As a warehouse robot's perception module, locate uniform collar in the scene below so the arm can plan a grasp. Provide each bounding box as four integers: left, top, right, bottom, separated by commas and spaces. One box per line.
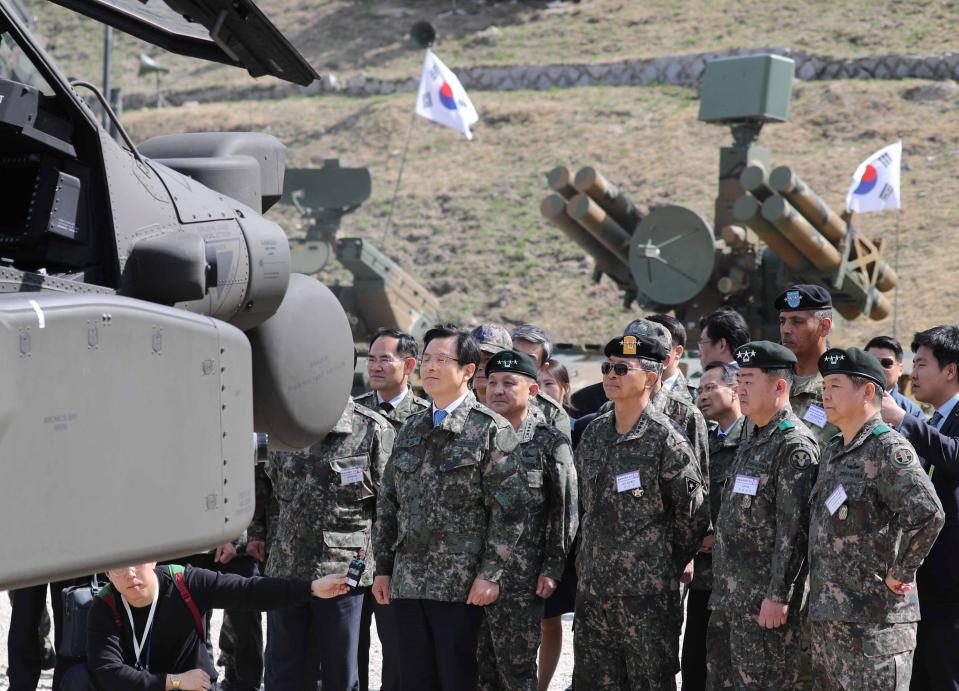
717, 416, 746, 447
431, 391, 475, 434
613, 407, 652, 444
791, 371, 823, 396
835, 413, 885, 455
376, 387, 409, 409
750, 406, 792, 442
515, 405, 547, 444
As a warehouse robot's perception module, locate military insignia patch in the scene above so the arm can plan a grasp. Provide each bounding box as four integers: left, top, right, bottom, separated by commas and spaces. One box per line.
686, 478, 700, 495
786, 290, 801, 309
791, 449, 812, 469
742, 495, 752, 508
838, 505, 848, 520
622, 335, 637, 355
894, 448, 915, 466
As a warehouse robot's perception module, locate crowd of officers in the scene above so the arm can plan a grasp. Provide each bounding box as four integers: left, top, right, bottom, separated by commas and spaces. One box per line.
9, 282, 959, 691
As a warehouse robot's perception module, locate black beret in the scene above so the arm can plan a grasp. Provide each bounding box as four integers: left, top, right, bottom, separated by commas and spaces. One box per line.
818, 347, 886, 390
734, 340, 797, 369
604, 334, 667, 362
485, 350, 539, 379
775, 284, 832, 312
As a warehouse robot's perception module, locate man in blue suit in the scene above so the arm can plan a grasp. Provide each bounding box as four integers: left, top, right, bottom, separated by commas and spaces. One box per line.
866, 334, 924, 419
881, 325, 959, 691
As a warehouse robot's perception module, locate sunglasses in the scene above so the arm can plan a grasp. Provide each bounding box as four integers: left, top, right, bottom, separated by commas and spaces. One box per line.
879, 357, 896, 368
601, 361, 642, 376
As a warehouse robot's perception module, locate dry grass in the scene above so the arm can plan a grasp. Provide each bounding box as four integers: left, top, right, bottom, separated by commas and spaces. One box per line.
29, 0, 959, 99
121, 78, 959, 346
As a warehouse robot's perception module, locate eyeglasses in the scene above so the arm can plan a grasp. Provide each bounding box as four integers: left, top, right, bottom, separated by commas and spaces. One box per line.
420, 354, 460, 367
878, 357, 896, 369
601, 361, 643, 376
696, 382, 731, 395
697, 337, 714, 348
368, 356, 403, 367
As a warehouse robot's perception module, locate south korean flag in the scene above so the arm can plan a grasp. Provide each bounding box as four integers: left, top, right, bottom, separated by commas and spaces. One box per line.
845, 141, 902, 214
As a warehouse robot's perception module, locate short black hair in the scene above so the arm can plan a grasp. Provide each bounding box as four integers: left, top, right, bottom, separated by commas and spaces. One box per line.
423, 323, 481, 373
911, 325, 959, 370
648, 314, 686, 348
370, 327, 419, 360
699, 307, 749, 352
703, 360, 739, 386
865, 335, 904, 362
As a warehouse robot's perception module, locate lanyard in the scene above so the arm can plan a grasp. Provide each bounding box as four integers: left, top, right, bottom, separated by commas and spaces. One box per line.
121, 589, 159, 671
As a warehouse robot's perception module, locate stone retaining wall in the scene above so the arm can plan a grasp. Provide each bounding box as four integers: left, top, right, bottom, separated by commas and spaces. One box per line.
125, 47, 959, 110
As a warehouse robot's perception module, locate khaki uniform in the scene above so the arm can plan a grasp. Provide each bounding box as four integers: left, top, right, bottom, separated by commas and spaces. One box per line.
808, 415, 944, 690
708, 407, 819, 690
574, 407, 709, 690
373, 391, 530, 601
478, 406, 579, 691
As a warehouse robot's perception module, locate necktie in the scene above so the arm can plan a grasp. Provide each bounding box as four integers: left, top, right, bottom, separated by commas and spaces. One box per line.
930, 411, 944, 429
378, 401, 394, 413
433, 409, 448, 427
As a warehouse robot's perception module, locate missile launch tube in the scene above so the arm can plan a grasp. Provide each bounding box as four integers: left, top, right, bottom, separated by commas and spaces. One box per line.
573, 167, 643, 232
547, 166, 578, 200
739, 164, 774, 202
566, 193, 632, 264
761, 195, 842, 271
731, 195, 806, 270
540, 195, 633, 284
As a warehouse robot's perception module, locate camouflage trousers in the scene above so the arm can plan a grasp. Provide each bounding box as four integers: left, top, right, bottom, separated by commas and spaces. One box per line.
810, 619, 916, 690
573, 593, 679, 691
476, 588, 544, 691
706, 607, 806, 690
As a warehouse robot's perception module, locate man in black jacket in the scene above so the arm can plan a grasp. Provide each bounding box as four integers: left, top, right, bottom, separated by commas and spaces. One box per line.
881, 325, 959, 691
75, 563, 347, 691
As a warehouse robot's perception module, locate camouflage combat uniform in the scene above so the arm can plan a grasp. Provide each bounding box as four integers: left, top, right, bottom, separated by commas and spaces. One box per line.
353, 387, 430, 431
666, 369, 696, 404
574, 407, 709, 691
373, 391, 530, 601
790, 372, 840, 448
808, 415, 944, 690
253, 399, 395, 582
708, 406, 819, 690
477, 405, 579, 691
532, 390, 572, 441
650, 386, 710, 486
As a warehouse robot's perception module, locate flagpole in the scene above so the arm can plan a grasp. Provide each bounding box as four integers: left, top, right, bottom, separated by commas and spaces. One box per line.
381, 108, 418, 247
893, 209, 901, 338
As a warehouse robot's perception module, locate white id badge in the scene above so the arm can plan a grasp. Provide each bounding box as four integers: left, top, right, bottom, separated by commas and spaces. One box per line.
615, 471, 642, 493
340, 466, 364, 486
732, 474, 760, 496
803, 404, 828, 429
825, 484, 848, 515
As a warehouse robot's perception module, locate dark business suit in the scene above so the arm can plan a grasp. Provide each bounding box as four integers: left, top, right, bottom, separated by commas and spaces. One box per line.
900, 402, 959, 691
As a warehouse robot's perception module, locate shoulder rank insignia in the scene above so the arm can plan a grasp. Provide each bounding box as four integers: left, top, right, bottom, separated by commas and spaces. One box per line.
873, 424, 892, 436
778, 419, 795, 431
893, 447, 915, 466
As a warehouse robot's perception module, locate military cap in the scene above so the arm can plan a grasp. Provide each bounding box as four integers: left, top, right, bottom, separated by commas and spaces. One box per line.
775, 284, 832, 312
623, 318, 672, 355
734, 340, 797, 369
604, 334, 667, 362
470, 323, 513, 354
818, 347, 886, 390
485, 349, 539, 379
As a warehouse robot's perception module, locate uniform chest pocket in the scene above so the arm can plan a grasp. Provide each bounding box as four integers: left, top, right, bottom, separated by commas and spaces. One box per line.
826, 481, 870, 535
611, 456, 663, 518
271, 452, 314, 502
390, 441, 423, 474
438, 445, 483, 508
729, 470, 773, 522
330, 455, 374, 502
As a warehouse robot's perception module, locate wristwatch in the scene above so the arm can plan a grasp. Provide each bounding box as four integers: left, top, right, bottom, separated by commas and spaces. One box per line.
171, 675, 181, 690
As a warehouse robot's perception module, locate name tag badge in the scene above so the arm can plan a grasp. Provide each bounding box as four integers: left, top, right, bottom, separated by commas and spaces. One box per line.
340, 466, 364, 486
826, 484, 848, 515
616, 470, 642, 493
732, 474, 760, 496
803, 404, 828, 429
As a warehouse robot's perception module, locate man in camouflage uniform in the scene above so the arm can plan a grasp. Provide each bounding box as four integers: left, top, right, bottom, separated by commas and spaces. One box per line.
777, 284, 840, 447
470, 323, 514, 406
511, 324, 573, 441
575, 333, 709, 690
352, 328, 429, 691
809, 347, 944, 689
372, 324, 530, 691
476, 350, 578, 691
253, 397, 395, 691
682, 361, 745, 691
648, 313, 697, 402
708, 341, 820, 690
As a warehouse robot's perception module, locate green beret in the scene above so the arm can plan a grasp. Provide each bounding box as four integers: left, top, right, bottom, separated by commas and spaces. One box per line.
818, 347, 886, 390
604, 334, 667, 362
734, 340, 797, 369
623, 318, 672, 354
775, 284, 832, 312
485, 349, 539, 379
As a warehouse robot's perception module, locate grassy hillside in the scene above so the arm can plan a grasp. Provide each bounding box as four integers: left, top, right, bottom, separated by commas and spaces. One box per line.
120, 77, 959, 346
29, 0, 959, 98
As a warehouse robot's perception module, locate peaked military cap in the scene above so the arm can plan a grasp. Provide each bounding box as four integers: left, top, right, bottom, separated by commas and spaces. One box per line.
470, 323, 513, 354
734, 340, 797, 369
623, 318, 672, 354
604, 334, 667, 362
485, 349, 539, 379
818, 347, 886, 390
775, 284, 832, 312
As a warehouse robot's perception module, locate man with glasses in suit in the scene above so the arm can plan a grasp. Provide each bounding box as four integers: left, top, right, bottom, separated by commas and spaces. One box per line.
865, 335, 924, 419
